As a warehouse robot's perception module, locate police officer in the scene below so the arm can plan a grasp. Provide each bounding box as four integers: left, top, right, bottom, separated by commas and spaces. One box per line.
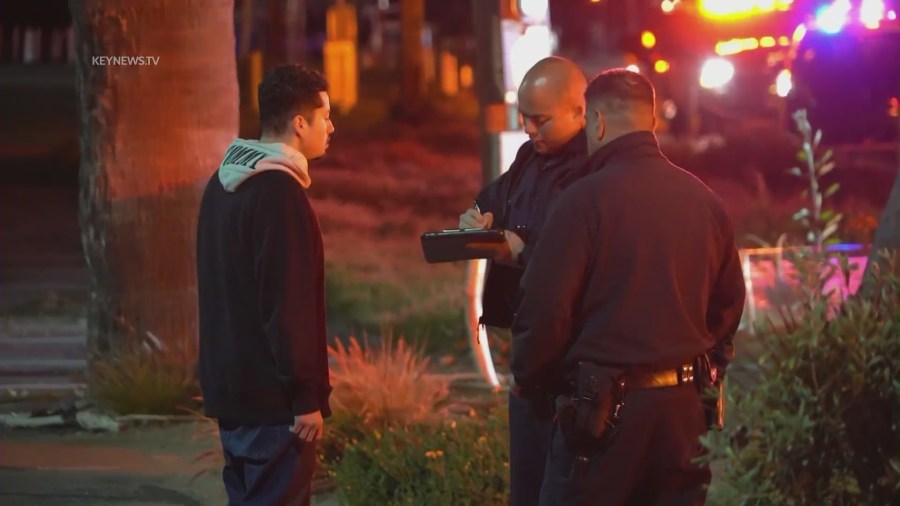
511, 69, 746, 505
459, 56, 588, 506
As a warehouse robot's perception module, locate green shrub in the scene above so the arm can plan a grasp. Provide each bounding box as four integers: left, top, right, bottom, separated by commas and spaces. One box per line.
702, 254, 900, 505
335, 408, 509, 506
318, 410, 370, 472
320, 333, 453, 485
89, 328, 199, 415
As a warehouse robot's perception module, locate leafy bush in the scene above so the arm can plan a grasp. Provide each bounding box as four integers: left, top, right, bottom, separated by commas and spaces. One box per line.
334, 408, 509, 506
318, 410, 370, 473
89, 329, 199, 415
702, 254, 900, 505
787, 110, 842, 248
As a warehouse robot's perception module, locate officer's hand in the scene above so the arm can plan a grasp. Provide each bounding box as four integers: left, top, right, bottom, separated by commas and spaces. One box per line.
290, 410, 324, 442
504, 230, 525, 264
459, 207, 494, 229
509, 375, 525, 398
467, 230, 524, 266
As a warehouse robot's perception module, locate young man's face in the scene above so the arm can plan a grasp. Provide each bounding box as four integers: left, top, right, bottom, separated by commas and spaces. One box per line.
298, 91, 335, 160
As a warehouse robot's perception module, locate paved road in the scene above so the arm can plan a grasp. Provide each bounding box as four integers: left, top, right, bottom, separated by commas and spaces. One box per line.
0, 468, 215, 506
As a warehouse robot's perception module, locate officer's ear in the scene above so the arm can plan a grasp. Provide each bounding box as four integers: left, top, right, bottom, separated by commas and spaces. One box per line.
594, 109, 607, 142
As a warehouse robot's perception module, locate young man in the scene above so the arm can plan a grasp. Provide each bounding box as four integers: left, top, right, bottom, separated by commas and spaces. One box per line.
197, 65, 335, 505
459, 56, 588, 506
511, 69, 746, 505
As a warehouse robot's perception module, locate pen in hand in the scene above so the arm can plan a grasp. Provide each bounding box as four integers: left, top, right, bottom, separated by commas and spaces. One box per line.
472, 200, 493, 230
472, 199, 487, 228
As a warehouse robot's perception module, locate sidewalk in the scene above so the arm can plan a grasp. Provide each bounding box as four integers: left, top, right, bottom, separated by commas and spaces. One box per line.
0, 423, 339, 505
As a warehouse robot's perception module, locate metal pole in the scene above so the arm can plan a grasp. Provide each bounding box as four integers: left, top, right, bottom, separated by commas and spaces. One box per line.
472, 0, 504, 186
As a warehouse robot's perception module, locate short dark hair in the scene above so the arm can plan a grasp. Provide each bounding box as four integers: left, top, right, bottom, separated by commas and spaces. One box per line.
585, 69, 656, 112
258, 65, 328, 135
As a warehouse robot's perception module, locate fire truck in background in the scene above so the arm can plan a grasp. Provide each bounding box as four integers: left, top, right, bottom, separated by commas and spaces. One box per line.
642, 0, 899, 147
785, 1, 900, 146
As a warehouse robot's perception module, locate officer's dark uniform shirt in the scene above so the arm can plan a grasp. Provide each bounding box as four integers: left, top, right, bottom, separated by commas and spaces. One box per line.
511, 131, 746, 388
476, 130, 589, 329
505, 136, 586, 244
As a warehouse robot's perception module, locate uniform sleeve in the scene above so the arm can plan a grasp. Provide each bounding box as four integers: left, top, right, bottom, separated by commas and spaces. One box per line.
254, 183, 325, 415
475, 141, 532, 224
706, 214, 746, 372
475, 174, 507, 219
515, 229, 538, 269
511, 184, 595, 389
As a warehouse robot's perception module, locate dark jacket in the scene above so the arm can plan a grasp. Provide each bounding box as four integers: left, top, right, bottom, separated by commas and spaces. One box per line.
197, 170, 332, 426
476, 130, 589, 328
511, 131, 746, 389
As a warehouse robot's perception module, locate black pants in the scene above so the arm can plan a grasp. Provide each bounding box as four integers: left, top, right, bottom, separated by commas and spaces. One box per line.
218, 423, 316, 506
539, 384, 710, 506
509, 390, 554, 506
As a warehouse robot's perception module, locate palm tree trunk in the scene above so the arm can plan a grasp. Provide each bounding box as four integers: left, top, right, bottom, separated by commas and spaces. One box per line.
69, 0, 238, 354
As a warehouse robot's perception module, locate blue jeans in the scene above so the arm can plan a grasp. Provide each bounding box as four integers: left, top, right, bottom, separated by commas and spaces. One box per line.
509, 391, 554, 506
218, 423, 316, 506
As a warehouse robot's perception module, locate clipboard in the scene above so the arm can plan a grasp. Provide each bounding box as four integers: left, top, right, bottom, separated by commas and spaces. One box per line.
420, 228, 505, 263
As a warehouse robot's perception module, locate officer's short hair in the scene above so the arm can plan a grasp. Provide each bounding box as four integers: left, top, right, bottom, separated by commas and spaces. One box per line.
585, 69, 656, 113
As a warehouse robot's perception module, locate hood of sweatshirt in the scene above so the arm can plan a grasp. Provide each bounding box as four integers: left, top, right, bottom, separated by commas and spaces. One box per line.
218, 138, 311, 192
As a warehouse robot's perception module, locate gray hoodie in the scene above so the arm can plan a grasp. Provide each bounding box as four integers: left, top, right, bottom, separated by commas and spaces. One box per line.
218, 138, 311, 192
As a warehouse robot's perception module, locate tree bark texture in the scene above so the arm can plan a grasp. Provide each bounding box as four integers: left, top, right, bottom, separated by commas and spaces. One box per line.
69, 0, 238, 354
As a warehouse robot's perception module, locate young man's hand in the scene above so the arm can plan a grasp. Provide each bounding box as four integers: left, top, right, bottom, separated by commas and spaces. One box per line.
291, 411, 324, 442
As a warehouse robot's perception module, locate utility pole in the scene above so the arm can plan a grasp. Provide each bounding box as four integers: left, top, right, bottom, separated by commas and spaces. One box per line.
472, 0, 505, 185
